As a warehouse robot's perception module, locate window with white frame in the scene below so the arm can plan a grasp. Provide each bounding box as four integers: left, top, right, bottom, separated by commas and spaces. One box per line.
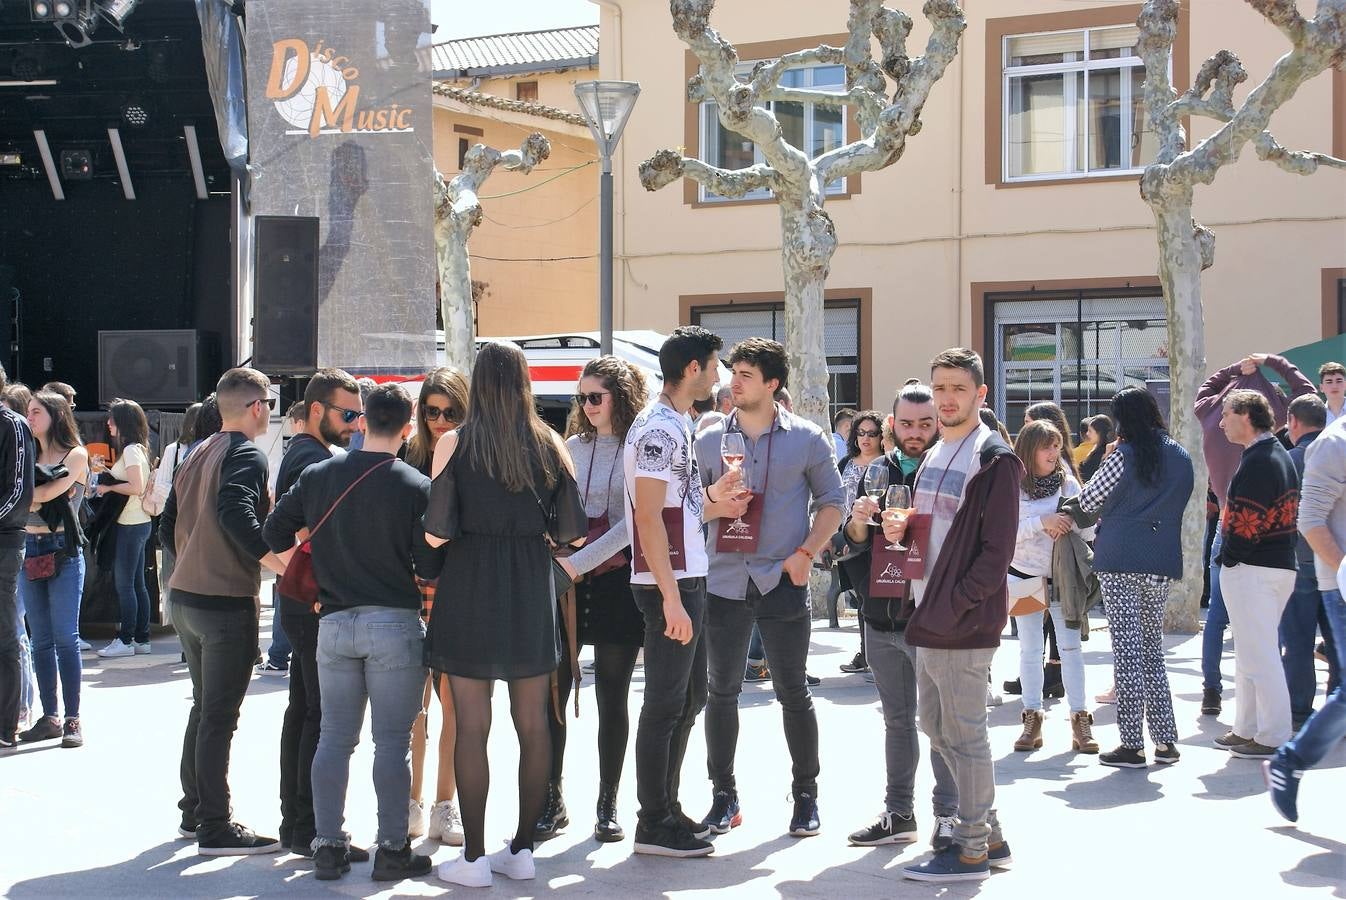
1002, 24, 1160, 182
699, 64, 849, 202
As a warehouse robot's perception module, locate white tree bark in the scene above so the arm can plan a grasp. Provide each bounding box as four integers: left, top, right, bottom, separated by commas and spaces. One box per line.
433, 133, 551, 372
1137, 0, 1346, 632
640, 0, 967, 432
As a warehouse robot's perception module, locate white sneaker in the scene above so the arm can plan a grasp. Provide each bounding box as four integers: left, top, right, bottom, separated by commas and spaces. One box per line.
428, 799, 464, 846
438, 852, 492, 888
408, 798, 426, 838
985, 686, 1003, 707
134, 642, 151, 655
77, 638, 92, 652
487, 841, 535, 880
98, 640, 134, 658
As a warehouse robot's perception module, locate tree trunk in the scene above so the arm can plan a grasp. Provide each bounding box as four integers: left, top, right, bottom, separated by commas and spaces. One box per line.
779, 202, 835, 434
1150, 197, 1208, 634
435, 215, 476, 374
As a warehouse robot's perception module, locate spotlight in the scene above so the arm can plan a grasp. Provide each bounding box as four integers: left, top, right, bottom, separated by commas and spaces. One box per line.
59, 148, 91, 180
30, 0, 53, 19
53, 0, 70, 15
96, 0, 138, 30
120, 97, 148, 127
53, 0, 99, 50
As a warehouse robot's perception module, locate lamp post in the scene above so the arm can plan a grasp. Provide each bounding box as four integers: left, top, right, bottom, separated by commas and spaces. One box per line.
574, 80, 639, 356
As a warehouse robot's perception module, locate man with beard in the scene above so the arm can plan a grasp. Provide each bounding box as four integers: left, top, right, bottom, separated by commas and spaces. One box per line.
843, 381, 960, 849
270, 368, 366, 859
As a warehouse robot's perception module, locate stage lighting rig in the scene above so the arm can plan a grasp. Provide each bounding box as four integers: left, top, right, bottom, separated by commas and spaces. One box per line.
96, 0, 138, 30
39, 0, 100, 50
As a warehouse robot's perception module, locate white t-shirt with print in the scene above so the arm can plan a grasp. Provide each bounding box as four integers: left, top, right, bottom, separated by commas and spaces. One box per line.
909, 423, 990, 606
624, 400, 708, 585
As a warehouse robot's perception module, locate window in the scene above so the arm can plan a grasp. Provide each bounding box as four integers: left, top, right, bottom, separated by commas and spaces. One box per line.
987, 291, 1169, 431
1003, 25, 1159, 182
457, 138, 469, 170
691, 300, 860, 418
515, 81, 538, 103
1337, 278, 1346, 335
699, 64, 848, 202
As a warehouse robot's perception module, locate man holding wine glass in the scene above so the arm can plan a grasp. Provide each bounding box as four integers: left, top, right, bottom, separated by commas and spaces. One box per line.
693, 338, 845, 840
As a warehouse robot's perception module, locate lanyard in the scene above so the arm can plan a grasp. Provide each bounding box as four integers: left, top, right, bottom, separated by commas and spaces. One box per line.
724, 408, 776, 496
919, 428, 978, 507
583, 438, 621, 509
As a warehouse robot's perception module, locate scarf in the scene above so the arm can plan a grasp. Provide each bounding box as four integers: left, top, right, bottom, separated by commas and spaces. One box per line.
1029, 470, 1064, 500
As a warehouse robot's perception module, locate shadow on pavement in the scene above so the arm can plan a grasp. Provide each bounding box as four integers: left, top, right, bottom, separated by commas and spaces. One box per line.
1271, 827, 1346, 897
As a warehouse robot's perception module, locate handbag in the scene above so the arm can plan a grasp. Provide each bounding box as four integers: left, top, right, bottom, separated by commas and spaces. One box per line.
1008, 575, 1050, 617
278, 458, 395, 608
24, 551, 61, 582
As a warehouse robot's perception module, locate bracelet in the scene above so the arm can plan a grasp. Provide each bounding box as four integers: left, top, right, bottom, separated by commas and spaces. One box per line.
795, 546, 814, 560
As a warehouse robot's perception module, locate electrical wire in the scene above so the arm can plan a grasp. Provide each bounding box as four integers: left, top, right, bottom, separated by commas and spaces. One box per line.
483, 194, 597, 228
469, 253, 598, 262
476, 159, 595, 199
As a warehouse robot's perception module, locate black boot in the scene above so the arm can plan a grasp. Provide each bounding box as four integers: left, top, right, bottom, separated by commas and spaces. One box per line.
1042, 661, 1065, 699
1002, 677, 1022, 695
534, 780, 569, 841
594, 782, 623, 843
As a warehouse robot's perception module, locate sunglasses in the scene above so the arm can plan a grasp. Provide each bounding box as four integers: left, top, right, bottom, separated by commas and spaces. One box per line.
423, 405, 460, 423
247, 397, 277, 413
575, 391, 610, 407
855, 428, 881, 438
323, 401, 363, 424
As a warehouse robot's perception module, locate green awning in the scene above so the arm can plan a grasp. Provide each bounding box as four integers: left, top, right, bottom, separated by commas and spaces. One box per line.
1276, 335, 1346, 387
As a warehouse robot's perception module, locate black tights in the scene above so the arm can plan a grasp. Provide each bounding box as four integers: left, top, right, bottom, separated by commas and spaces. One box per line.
549, 641, 641, 786
449, 673, 552, 860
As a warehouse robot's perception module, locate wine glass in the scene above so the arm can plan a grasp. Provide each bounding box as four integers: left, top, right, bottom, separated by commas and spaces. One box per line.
864, 462, 888, 526
721, 432, 749, 528
883, 484, 914, 551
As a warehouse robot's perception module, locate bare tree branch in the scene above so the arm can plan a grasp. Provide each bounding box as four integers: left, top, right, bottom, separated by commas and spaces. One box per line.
1137, 0, 1186, 164
1253, 129, 1346, 174
1169, 50, 1246, 122
1248, 0, 1310, 44
639, 148, 778, 197
750, 47, 846, 94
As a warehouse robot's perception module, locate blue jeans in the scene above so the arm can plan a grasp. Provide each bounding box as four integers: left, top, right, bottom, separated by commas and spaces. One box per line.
19, 533, 84, 719
1202, 525, 1229, 694
1280, 561, 1325, 723
312, 606, 426, 849
113, 521, 152, 645
1279, 589, 1346, 769
266, 585, 292, 669
14, 576, 33, 719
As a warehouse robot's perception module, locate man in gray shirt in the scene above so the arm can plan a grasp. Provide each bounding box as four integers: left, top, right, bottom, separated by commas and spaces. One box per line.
694, 338, 845, 839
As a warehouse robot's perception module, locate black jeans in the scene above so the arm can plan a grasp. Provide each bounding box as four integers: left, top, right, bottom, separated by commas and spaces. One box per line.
171, 596, 258, 837
706, 578, 819, 798
0, 544, 23, 739
278, 610, 321, 844
631, 578, 707, 828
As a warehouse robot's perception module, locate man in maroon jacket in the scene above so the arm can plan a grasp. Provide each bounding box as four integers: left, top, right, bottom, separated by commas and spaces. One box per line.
886, 349, 1022, 884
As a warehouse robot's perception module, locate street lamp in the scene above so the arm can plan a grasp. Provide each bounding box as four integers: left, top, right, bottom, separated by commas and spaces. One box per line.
574, 80, 640, 356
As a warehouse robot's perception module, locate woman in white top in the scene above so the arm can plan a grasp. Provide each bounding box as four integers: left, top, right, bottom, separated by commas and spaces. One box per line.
1009, 420, 1097, 754
92, 399, 153, 658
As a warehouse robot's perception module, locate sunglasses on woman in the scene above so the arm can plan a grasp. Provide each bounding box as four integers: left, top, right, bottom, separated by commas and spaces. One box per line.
855, 427, 881, 438
423, 405, 460, 422
575, 391, 610, 407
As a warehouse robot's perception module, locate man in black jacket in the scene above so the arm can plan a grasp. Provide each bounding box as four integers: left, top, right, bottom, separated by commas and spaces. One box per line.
269, 368, 361, 858
0, 363, 34, 748
1216, 389, 1301, 759
264, 383, 443, 882
842, 381, 956, 849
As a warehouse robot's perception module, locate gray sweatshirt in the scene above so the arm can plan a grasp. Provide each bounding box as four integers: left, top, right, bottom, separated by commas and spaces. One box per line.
1298, 420, 1346, 591
564, 433, 630, 576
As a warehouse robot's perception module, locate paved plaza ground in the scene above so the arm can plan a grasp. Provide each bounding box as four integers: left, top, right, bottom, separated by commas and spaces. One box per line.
2, 603, 1342, 898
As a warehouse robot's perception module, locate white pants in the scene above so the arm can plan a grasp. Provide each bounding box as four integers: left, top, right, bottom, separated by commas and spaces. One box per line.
1220, 563, 1296, 746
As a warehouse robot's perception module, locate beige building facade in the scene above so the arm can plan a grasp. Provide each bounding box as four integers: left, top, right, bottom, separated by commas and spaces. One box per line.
594, 0, 1346, 427
432, 26, 601, 337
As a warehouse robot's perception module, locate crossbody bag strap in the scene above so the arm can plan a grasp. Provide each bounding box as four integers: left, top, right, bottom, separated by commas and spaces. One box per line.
309, 458, 395, 540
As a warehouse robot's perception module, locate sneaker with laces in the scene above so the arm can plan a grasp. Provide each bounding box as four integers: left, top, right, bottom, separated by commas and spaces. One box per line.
60, 718, 82, 748
313, 845, 349, 881
930, 815, 956, 850
428, 799, 464, 846
1214, 730, 1251, 749
372, 841, 432, 882
988, 840, 1013, 868
1201, 688, 1222, 715
176, 821, 197, 840
97, 639, 134, 659
700, 790, 742, 835
133, 642, 151, 655
18, 715, 62, 742
197, 822, 283, 856
789, 792, 820, 837
255, 661, 287, 676
848, 811, 918, 846
1153, 742, 1180, 765
407, 798, 426, 838
438, 852, 492, 887
1099, 746, 1147, 768
76, 637, 92, 652
902, 845, 990, 883
673, 806, 713, 841
1230, 740, 1277, 760
633, 818, 714, 858
486, 841, 535, 880
840, 652, 869, 674
1263, 756, 1302, 822
743, 662, 770, 682
806, 673, 822, 687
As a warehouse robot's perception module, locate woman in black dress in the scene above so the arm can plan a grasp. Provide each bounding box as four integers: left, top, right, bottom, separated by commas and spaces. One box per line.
425, 342, 585, 888
536, 356, 648, 844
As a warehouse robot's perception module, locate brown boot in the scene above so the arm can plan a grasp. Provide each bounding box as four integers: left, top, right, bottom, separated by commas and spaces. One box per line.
1014, 709, 1044, 751
1071, 710, 1099, 754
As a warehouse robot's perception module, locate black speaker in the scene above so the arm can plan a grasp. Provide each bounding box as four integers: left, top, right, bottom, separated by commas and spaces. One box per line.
98, 329, 218, 408
254, 215, 319, 375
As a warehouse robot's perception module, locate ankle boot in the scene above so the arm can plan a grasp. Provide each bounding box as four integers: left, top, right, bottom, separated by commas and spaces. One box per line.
1042, 661, 1065, 699
594, 782, 623, 843
1014, 709, 1044, 751
1070, 710, 1099, 754
534, 780, 569, 841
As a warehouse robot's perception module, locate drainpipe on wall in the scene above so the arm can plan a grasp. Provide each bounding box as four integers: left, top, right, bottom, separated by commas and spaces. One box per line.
591, 0, 626, 331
